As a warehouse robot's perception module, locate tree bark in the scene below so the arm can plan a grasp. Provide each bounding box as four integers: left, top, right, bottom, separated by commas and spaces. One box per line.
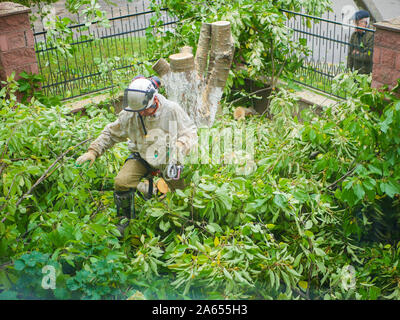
195, 23, 212, 78
152, 20, 234, 128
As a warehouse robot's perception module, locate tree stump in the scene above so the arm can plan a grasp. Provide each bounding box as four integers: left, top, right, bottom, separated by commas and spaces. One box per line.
152, 21, 235, 127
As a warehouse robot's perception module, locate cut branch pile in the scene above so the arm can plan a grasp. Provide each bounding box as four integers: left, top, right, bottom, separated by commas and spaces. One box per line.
152, 21, 235, 127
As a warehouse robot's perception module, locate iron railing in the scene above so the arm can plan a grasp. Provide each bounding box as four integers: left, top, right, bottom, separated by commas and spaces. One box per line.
34, 6, 375, 101
282, 9, 375, 99
33, 0, 178, 100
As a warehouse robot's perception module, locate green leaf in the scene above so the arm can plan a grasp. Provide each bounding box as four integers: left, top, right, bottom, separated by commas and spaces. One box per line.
304, 230, 314, 238
353, 183, 365, 202
199, 183, 217, 192
206, 222, 222, 234
13, 260, 25, 271
273, 193, 287, 209
380, 109, 393, 133
159, 220, 170, 232
0, 290, 18, 300
380, 181, 400, 198
304, 220, 313, 230
299, 38, 307, 46
280, 271, 291, 289
223, 268, 233, 280
175, 189, 186, 198
314, 247, 326, 257
269, 270, 275, 288
315, 260, 326, 273
298, 280, 308, 291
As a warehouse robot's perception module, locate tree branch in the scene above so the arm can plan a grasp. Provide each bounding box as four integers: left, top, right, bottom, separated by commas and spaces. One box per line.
325, 163, 358, 191
0, 173, 22, 213
1, 138, 92, 223
229, 86, 273, 106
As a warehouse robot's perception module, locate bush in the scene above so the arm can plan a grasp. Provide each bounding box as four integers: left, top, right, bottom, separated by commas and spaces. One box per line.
1, 73, 400, 300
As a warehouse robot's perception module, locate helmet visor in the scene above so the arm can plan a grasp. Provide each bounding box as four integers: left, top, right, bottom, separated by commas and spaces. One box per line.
123, 88, 151, 112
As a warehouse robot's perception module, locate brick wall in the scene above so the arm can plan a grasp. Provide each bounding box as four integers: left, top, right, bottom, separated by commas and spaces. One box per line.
0, 2, 38, 84
372, 17, 400, 90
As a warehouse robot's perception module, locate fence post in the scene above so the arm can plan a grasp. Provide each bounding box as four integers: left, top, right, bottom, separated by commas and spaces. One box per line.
0, 2, 38, 86
371, 17, 400, 91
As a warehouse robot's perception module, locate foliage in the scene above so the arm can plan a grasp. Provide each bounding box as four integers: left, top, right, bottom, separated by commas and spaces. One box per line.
8, 0, 112, 26
148, 0, 332, 94
3, 0, 399, 301
1, 69, 400, 300
16, 71, 62, 106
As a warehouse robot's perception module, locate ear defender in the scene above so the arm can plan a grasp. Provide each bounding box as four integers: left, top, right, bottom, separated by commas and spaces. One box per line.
149, 76, 161, 89
142, 87, 156, 106
123, 76, 161, 112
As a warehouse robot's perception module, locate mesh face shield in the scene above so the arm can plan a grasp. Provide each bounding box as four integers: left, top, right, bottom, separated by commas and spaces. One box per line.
123, 88, 156, 112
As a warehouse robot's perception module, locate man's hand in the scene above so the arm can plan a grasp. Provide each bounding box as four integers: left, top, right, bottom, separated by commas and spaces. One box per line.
76, 150, 97, 167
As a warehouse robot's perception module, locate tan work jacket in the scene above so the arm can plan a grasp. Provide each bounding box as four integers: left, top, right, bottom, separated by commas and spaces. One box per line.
88, 93, 198, 169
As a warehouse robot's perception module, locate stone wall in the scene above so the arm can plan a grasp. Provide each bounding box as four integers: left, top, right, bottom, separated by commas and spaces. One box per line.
372, 17, 400, 90
0, 2, 38, 84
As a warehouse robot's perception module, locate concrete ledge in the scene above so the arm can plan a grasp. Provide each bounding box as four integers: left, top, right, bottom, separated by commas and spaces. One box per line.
374, 17, 400, 32
65, 91, 124, 114
0, 2, 30, 17
294, 89, 338, 109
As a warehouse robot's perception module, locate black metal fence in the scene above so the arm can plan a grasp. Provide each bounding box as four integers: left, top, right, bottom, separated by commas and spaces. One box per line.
34, 5, 376, 101
282, 9, 375, 99
33, 1, 177, 100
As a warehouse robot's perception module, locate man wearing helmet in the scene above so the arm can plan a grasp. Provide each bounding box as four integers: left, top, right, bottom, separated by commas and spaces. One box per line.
76, 76, 198, 235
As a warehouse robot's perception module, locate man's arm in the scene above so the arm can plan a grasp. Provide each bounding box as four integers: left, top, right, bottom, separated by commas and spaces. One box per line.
88, 112, 130, 157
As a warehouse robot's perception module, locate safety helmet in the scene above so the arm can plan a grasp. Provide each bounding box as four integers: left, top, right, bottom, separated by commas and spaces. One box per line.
123, 75, 161, 112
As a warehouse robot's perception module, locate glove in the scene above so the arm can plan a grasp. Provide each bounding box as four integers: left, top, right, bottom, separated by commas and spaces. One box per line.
76, 150, 97, 167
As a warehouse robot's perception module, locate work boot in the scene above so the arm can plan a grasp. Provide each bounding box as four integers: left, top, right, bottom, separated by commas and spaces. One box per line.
113, 188, 135, 238
116, 217, 130, 237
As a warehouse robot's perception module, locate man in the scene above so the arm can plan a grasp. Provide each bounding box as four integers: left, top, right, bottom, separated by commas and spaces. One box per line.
347, 10, 374, 75
76, 75, 198, 234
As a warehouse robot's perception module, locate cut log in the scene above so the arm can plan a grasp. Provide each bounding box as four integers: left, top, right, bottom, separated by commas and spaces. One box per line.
207, 21, 234, 88
152, 58, 170, 77
233, 107, 257, 120
195, 23, 211, 78
156, 178, 169, 194
180, 46, 193, 55
169, 52, 195, 73
201, 21, 234, 126
152, 20, 234, 128
161, 51, 201, 124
